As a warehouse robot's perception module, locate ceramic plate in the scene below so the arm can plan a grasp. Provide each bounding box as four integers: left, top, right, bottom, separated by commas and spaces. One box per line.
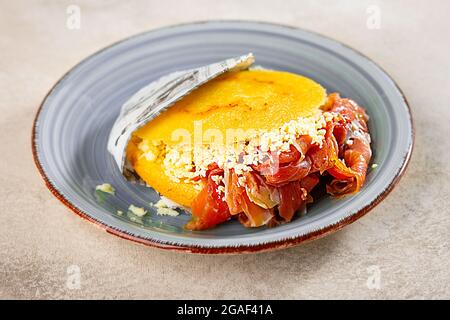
32, 21, 413, 253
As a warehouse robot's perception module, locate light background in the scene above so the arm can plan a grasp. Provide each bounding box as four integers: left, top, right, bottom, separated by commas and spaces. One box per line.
0, 0, 449, 299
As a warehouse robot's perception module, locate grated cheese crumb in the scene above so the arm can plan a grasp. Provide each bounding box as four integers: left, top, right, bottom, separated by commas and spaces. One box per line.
217, 185, 225, 195
96, 183, 115, 195
142, 110, 336, 186
156, 207, 179, 217
152, 198, 180, 216
128, 205, 147, 217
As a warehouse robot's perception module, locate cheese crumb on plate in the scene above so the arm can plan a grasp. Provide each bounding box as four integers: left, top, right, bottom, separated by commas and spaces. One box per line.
152, 197, 180, 217
128, 204, 147, 217
95, 183, 115, 195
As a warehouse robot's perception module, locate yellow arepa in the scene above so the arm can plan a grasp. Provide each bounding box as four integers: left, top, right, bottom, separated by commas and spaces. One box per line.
126, 70, 327, 207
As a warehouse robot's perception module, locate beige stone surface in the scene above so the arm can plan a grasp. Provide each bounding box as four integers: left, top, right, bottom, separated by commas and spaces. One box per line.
0, 0, 449, 299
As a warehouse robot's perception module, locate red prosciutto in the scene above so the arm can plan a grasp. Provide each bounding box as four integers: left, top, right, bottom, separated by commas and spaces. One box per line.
253, 136, 313, 187
324, 93, 372, 195
277, 174, 320, 222
185, 93, 372, 230
224, 169, 274, 227
185, 169, 231, 231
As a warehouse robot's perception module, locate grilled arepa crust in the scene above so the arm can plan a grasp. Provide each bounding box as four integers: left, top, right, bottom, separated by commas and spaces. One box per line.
126, 70, 326, 207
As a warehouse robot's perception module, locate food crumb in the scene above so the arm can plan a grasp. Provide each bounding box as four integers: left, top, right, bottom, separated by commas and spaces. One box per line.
128, 205, 147, 217
95, 183, 115, 195
154, 197, 179, 209
152, 198, 180, 216
371, 163, 378, 169
116, 210, 123, 216
156, 207, 179, 217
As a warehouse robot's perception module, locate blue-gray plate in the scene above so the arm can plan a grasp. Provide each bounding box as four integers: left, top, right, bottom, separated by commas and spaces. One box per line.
32, 21, 413, 253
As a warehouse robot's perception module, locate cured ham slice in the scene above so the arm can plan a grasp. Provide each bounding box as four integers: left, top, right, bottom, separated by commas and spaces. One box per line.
185, 169, 231, 231
324, 93, 372, 195
186, 93, 372, 230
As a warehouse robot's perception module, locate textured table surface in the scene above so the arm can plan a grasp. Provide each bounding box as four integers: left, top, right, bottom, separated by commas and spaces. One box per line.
1, 0, 449, 299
